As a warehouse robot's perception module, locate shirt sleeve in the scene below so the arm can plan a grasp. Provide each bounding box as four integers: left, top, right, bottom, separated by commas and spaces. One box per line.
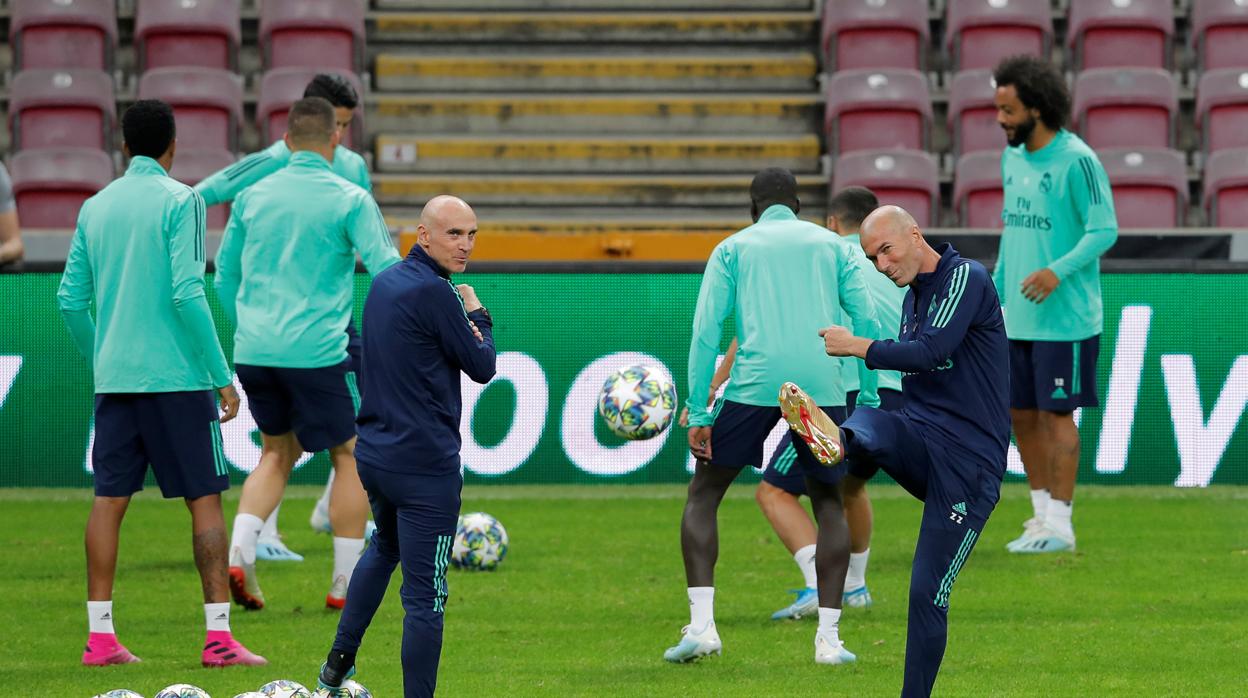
213, 194, 247, 327
865, 262, 987, 373
56, 218, 96, 359
195, 146, 286, 207
427, 282, 496, 384
1049, 156, 1118, 280
686, 243, 735, 427
0, 163, 14, 213
345, 150, 372, 193
992, 153, 1008, 293
345, 193, 401, 276
169, 189, 232, 387
836, 243, 881, 408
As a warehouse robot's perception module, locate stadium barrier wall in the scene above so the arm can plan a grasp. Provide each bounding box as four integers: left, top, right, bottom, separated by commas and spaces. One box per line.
1, 271, 1245, 487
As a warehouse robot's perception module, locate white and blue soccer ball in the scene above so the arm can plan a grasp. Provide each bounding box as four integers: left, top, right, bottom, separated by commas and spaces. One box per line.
258, 680, 311, 698
311, 681, 371, 698
231, 693, 268, 698
154, 686, 209, 698
452, 512, 509, 571
597, 364, 678, 440
92, 691, 145, 698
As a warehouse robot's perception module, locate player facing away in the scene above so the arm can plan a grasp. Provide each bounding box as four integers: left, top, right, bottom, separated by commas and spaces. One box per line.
317, 196, 495, 698
57, 100, 265, 667
214, 97, 401, 611
782, 205, 1009, 697
758, 186, 906, 620
195, 72, 372, 562
669, 168, 882, 666
992, 55, 1118, 554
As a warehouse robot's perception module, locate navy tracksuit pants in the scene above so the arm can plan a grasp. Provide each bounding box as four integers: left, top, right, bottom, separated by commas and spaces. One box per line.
332, 462, 461, 698
843, 407, 1003, 698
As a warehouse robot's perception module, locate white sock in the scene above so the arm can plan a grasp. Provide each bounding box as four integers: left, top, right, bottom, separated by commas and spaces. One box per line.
332, 536, 366, 588
1047, 499, 1074, 536
793, 544, 818, 589
1030, 488, 1050, 521
87, 600, 114, 634
204, 602, 230, 632
317, 470, 336, 513
687, 586, 714, 631
817, 607, 841, 643
230, 513, 264, 565
260, 503, 281, 541
845, 548, 869, 591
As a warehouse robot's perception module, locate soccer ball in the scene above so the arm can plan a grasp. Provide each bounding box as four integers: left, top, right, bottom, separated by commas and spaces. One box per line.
597, 364, 678, 440
312, 681, 371, 698
154, 686, 209, 698
451, 512, 508, 571
258, 680, 311, 698
232, 694, 268, 698
92, 691, 144, 698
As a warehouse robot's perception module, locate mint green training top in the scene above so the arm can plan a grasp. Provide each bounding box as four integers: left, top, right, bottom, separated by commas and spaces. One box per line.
840, 233, 905, 394
57, 156, 232, 393
214, 151, 401, 368
687, 205, 882, 427
993, 129, 1118, 341
195, 140, 371, 207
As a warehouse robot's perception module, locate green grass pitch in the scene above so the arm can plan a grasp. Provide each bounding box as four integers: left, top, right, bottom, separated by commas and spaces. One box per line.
6, 484, 1245, 697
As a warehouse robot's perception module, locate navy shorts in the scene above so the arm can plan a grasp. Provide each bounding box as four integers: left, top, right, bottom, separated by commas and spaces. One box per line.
92, 390, 229, 499
763, 388, 905, 496
708, 400, 847, 488
1009, 336, 1100, 412
236, 359, 359, 452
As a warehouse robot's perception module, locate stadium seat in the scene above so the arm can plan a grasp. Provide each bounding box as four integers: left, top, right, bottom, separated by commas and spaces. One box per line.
1192, 0, 1248, 71
825, 69, 931, 156
1073, 68, 1177, 150
259, 0, 365, 72
257, 68, 365, 149
8, 148, 114, 228
945, 0, 1053, 72
134, 0, 240, 71
9, 0, 115, 71
170, 149, 235, 229
1203, 147, 1248, 226
953, 151, 1004, 228
9, 69, 115, 151
948, 69, 1005, 157
832, 150, 940, 227
138, 68, 243, 152
1196, 69, 1248, 156
821, 0, 929, 71
1068, 0, 1174, 71
1099, 148, 1188, 227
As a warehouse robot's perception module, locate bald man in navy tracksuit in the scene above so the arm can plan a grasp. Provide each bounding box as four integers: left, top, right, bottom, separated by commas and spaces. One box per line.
780, 206, 1009, 697
318, 196, 495, 698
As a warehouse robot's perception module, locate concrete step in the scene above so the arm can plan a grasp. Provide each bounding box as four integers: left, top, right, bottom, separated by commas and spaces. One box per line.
374, 0, 813, 10
373, 134, 822, 174
368, 93, 821, 135
371, 12, 814, 44
373, 52, 817, 92
373, 174, 829, 208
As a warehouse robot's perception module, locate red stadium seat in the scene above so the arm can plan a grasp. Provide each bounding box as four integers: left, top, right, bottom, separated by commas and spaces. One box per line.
945, 0, 1052, 72
953, 151, 1004, 228
9, 0, 116, 71
8, 148, 114, 228
170, 149, 236, 229
9, 69, 115, 151
259, 0, 364, 72
825, 69, 931, 156
1068, 0, 1173, 71
1073, 68, 1177, 150
138, 68, 243, 152
832, 150, 940, 227
134, 0, 240, 71
948, 69, 1005, 157
257, 68, 365, 149
821, 0, 929, 71
1196, 69, 1248, 156
1099, 147, 1188, 227
1203, 147, 1248, 226
1192, 0, 1248, 71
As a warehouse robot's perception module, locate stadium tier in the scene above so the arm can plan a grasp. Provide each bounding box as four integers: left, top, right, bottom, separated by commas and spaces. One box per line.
1, 0, 1246, 262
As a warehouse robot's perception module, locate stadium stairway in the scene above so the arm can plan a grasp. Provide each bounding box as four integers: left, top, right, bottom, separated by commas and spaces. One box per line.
367, 1, 825, 258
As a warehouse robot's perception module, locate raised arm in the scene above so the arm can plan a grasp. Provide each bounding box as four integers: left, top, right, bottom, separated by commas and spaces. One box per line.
865, 263, 989, 373
194, 145, 286, 207
429, 281, 496, 384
